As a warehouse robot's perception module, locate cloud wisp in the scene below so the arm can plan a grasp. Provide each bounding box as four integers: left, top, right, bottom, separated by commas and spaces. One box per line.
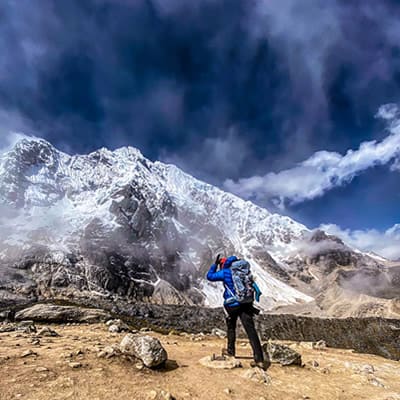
321, 223, 400, 261
0, 132, 39, 154
224, 104, 400, 208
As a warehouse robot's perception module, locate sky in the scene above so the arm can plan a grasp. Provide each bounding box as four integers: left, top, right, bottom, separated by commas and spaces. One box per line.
0, 0, 400, 259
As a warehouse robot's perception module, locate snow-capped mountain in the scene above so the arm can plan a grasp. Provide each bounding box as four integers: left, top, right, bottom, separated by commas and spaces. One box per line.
0, 137, 313, 308
1, 137, 397, 316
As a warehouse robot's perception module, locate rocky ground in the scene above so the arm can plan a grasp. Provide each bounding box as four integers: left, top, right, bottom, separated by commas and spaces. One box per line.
3, 302, 400, 360
1, 319, 400, 400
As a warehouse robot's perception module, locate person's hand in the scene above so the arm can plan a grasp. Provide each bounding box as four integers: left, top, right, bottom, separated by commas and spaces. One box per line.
215, 254, 221, 266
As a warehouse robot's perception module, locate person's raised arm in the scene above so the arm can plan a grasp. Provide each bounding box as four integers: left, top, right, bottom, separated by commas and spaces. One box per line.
206, 255, 225, 281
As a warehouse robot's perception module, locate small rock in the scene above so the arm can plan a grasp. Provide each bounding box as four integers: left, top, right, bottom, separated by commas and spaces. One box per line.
160, 391, 175, 400
147, 390, 158, 400
146, 390, 175, 400
37, 327, 59, 337
120, 334, 167, 368
60, 352, 73, 359
308, 360, 319, 368
242, 368, 271, 385
17, 320, 36, 334
140, 327, 151, 332
0, 323, 17, 333
108, 325, 120, 333
211, 328, 227, 338
35, 367, 48, 373
106, 319, 130, 332
368, 376, 385, 388
223, 388, 232, 395
135, 360, 145, 370
69, 362, 82, 369
21, 349, 37, 358
361, 364, 375, 375
312, 340, 327, 350
30, 338, 41, 346
97, 345, 120, 359
346, 362, 376, 375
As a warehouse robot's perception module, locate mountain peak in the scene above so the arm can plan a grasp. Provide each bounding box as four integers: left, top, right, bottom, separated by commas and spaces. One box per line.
7, 137, 60, 167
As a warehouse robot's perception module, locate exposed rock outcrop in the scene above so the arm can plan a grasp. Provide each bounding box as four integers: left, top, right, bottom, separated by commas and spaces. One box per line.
15, 304, 111, 323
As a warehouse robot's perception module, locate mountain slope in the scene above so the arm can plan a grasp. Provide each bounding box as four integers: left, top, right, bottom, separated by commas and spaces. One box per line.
0, 137, 398, 317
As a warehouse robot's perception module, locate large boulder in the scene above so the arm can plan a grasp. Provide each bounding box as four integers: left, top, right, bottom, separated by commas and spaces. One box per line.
15, 304, 111, 323
120, 334, 167, 368
263, 342, 302, 366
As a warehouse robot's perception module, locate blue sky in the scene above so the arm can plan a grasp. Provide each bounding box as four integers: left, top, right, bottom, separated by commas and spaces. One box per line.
0, 0, 399, 258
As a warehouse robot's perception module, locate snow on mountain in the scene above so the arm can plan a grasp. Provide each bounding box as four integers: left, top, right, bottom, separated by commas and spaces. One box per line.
0, 137, 313, 309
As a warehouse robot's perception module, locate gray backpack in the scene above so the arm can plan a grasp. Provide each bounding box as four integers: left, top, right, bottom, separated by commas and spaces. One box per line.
229, 259, 255, 304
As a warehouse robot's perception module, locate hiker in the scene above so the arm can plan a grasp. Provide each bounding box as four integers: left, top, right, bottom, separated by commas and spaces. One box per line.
206, 255, 269, 370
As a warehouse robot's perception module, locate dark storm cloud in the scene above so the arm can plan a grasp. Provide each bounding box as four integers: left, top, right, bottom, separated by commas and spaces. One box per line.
1, 0, 400, 181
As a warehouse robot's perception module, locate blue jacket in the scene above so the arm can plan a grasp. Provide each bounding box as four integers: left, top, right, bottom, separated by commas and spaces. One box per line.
206, 256, 240, 307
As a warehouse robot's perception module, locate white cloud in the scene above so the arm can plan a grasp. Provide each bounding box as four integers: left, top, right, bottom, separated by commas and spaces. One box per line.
224, 104, 400, 207
0, 132, 39, 154
321, 223, 400, 261
161, 128, 251, 183
0, 107, 40, 154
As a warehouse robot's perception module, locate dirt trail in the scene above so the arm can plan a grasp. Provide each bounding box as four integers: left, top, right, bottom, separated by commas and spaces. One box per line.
0, 323, 399, 400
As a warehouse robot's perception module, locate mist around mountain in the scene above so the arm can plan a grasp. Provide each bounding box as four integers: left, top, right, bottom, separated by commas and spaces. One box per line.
0, 137, 399, 318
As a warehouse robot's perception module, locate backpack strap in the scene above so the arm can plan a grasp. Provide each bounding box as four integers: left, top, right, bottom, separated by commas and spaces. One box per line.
224, 283, 236, 298
223, 283, 238, 304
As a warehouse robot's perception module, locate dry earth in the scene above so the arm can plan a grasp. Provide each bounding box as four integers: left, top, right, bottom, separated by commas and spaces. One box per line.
0, 323, 399, 400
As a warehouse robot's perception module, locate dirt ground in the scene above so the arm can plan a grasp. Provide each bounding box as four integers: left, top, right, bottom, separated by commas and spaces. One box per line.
0, 323, 399, 400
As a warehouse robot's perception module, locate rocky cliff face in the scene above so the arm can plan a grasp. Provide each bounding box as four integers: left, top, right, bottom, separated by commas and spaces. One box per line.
0, 138, 398, 316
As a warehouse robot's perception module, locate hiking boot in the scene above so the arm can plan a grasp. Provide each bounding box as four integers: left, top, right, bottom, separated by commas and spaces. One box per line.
221, 348, 235, 358
250, 360, 270, 371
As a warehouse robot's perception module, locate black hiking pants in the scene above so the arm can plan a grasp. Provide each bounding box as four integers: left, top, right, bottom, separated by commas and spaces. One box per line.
224, 303, 264, 362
